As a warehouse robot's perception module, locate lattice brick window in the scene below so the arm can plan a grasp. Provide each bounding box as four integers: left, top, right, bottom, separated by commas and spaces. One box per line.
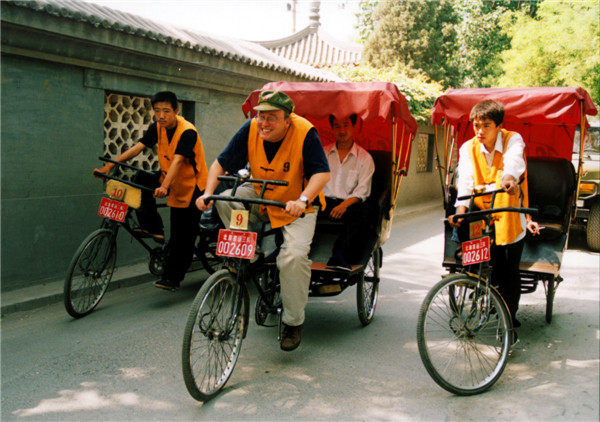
416, 133, 434, 173
103, 92, 159, 181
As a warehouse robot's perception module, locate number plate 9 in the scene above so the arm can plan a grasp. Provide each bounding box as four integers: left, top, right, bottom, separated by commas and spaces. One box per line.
216, 229, 257, 260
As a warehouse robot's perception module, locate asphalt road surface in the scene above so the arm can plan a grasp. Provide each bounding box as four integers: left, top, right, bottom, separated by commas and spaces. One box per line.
1, 207, 598, 421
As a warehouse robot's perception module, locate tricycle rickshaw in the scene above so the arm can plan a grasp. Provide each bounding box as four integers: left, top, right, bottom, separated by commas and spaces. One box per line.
63, 158, 223, 318
417, 87, 598, 395
180, 81, 418, 401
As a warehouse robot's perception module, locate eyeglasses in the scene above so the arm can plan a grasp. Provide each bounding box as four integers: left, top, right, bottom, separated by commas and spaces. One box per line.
256, 114, 281, 124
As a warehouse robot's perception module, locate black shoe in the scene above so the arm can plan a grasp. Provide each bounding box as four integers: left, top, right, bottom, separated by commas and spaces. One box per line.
133, 228, 165, 243
154, 279, 180, 291
326, 256, 351, 272
512, 317, 521, 328
280, 324, 302, 351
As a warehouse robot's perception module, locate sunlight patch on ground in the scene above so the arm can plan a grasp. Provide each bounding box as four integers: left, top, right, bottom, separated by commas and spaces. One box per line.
12, 384, 173, 417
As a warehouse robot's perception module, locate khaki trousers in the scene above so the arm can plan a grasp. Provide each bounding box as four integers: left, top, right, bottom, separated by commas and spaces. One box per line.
215, 183, 316, 326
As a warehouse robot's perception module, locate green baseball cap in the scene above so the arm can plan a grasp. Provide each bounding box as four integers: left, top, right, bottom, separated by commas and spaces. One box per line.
253, 90, 295, 114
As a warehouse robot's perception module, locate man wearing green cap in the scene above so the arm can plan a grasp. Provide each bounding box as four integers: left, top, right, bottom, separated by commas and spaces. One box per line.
196, 90, 330, 351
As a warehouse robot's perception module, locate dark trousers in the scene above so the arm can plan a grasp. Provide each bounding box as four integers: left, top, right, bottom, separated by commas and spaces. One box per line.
491, 238, 525, 321
134, 171, 164, 234
319, 197, 375, 264
163, 190, 201, 283
133, 171, 201, 283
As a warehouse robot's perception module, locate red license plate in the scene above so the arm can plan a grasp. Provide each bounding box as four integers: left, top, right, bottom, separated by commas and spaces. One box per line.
461, 236, 491, 266
98, 197, 128, 222
216, 229, 257, 260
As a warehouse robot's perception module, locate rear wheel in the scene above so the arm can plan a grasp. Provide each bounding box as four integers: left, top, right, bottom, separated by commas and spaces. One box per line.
357, 247, 381, 326
417, 274, 512, 395
182, 269, 247, 401
64, 229, 116, 318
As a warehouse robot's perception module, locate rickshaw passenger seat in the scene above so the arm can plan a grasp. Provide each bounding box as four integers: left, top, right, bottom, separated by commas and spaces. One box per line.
526, 157, 577, 231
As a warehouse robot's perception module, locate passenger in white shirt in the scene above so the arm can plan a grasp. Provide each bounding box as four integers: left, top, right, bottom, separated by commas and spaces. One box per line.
321, 114, 375, 271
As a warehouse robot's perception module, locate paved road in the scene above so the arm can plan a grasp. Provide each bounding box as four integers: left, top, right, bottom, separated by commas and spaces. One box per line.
1, 207, 598, 421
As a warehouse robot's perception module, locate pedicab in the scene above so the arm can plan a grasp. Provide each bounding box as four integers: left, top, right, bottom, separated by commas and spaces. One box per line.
417, 86, 597, 395
181, 81, 418, 401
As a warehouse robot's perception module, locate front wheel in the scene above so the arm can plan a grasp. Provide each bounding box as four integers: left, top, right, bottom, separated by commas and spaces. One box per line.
181, 269, 248, 401
357, 247, 381, 326
417, 274, 512, 395
586, 201, 600, 252
64, 229, 117, 318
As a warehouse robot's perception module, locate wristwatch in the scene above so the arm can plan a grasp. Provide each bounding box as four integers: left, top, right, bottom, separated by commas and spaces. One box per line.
298, 195, 309, 205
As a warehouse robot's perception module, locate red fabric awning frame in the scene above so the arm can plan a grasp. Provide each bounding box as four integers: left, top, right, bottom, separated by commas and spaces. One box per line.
431, 87, 597, 160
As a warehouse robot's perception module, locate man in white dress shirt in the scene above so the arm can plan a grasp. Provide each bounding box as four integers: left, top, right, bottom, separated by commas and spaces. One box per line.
321, 114, 375, 271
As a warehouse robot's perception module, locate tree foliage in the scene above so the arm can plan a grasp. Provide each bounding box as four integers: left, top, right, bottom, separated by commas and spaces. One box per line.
497, 1, 600, 103
362, 0, 461, 88
329, 64, 444, 123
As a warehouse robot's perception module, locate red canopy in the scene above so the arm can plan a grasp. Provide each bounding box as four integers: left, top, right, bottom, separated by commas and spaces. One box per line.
431, 87, 597, 160
242, 81, 418, 171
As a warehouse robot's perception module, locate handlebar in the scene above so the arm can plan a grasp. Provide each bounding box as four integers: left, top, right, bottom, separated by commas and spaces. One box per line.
203, 174, 288, 209
454, 187, 538, 221
95, 157, 155, 192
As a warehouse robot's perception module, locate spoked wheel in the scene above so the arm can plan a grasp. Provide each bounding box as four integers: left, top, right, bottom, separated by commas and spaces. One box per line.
357, 247, 381, 326
196, 230, 224, 274
254, 264, 281, 327
182, 269, 248, 402
417, 274, 512, 395
64, 229, 117, 318
148, 247, 168, 277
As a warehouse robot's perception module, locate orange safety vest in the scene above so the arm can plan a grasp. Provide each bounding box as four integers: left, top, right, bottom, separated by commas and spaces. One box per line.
157, 115, 208, 208
468, 129, 529, 245
247, 113, 316, 228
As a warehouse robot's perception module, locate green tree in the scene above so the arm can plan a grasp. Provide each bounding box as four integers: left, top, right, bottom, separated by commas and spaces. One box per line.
497, 0, 600, 103
362, 0, 461, 88
330, 64, 444, 123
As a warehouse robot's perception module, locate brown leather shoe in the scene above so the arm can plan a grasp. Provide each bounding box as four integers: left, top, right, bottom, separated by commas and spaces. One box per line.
280, 324, 302, 351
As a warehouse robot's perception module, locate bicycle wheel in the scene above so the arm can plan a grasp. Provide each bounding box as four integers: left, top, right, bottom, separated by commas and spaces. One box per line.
357, 247, 381, 326
196, 230, 223, 274
182, 269, 248, 401
64, 228, 117, 318
417, 274, 512, 395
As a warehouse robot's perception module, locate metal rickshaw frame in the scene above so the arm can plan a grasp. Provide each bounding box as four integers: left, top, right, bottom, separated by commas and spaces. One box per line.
430, 86, 598, 323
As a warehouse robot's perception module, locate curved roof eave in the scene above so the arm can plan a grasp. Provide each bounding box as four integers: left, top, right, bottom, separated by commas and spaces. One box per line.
4, 0, 341, 82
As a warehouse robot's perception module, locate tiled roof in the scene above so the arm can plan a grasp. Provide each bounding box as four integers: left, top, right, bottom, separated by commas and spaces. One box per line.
3, 0, 341, 82
258, 24, 363, 68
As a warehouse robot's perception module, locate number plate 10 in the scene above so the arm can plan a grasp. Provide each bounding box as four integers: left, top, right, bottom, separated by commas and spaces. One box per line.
98, 197, 128, 222
217, 229, 257, 260
461, 236, 491, 266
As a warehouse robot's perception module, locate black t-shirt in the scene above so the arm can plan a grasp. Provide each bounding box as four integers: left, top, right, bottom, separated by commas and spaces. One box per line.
140, 122, 197, 159
217, 120, 330, 178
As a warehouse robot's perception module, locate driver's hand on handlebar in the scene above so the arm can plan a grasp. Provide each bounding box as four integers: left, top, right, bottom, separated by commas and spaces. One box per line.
92, 165, 111, 179
448, 206, 467, 228
154, 186, 168, 198
195, 195, 213, 211
501, 176, 519, 195
285, 199, 307, 218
